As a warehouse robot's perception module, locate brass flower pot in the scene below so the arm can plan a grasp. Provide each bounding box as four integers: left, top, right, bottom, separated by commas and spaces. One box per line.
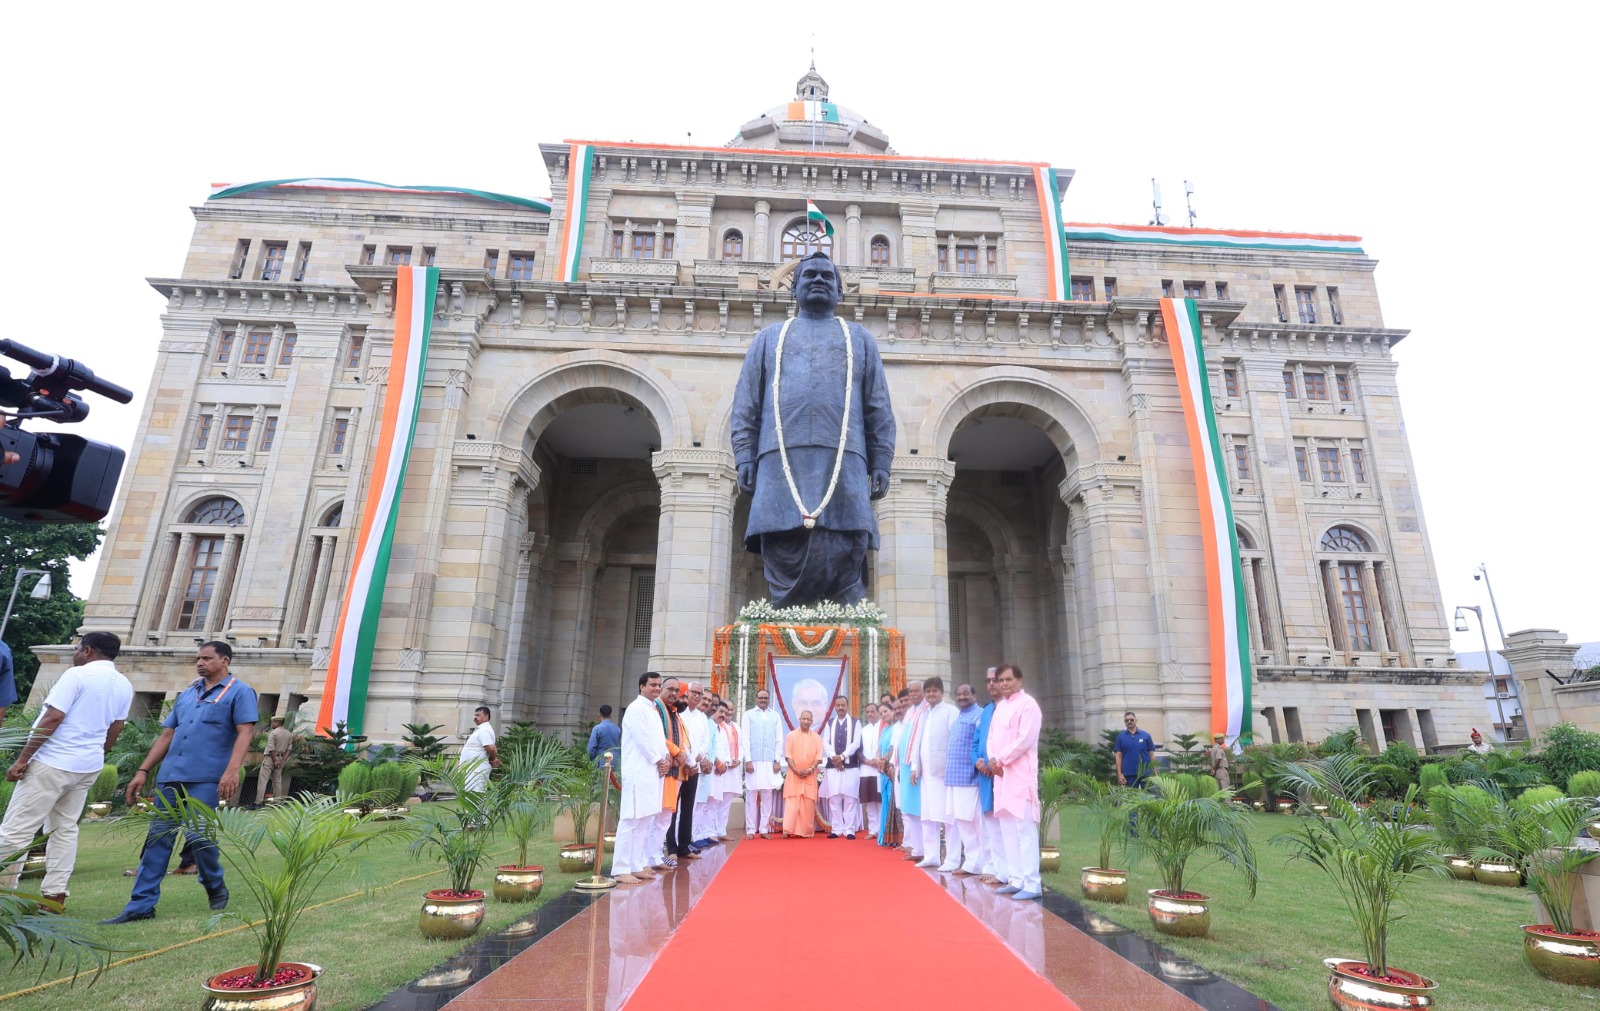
1522, 924, 1600, 987
1147, 888, 1211, 938
1325, 958, 1437, 1009
1472, 859, 1522, 887
202, 961, 322, 1011
1039, 845, 1061, 873
1443, 855, 1477, 881
558, 844, 596, 874
1588, 819, 1600, 841
1080, 867, 1129, 904
1275, 799, 1296, 813
84, 802, 112, 820
419, 889, 486, 940
19, 850, 45, 880
492, 865, 545, 903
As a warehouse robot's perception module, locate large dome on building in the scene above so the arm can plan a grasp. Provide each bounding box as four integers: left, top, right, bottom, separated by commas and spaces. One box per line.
728, 63, 895, 154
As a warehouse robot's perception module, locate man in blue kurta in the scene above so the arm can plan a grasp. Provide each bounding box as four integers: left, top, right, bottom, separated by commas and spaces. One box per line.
104, 640, 258, 923
969, 668, 1006, 882
731, 252, 896, 607
941, 684, 983, 872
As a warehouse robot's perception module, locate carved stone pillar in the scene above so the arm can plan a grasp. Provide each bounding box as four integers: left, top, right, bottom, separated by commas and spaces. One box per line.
874, 456, 956, 683
158, 533, 195, 632
845, 204, 862, 265
305, 535, 337, 641
499, 532, 541, 720
1322, 560, 1349, 653
753, 201, 771, 261
212, 533, 243, 635
1240, 557, 1262, 653
1360, 560, 1390, 656
650, 448, 739, 680
1256, 557, 1284, 659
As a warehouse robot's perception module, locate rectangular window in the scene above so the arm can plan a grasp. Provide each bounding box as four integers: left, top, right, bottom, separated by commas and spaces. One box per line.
955, 247, 978, 274
1070, 276, 1095, 301
1350, 447, 1367, 483
193, 415, 213, 450
330, 417, 349, 455
986, 247, 997, 273
230, 239, 251, 279
1328, 286, 1343, 324
177, 535, 225, 630
726, 233, 746, 262
293, 242, 312, 281
948, 576, 964, 654
222, 414, 253, 451
421, 246, 436, 267
345, 333, 365, 370
260, 242, 286, 281
1103, 277, 1118, 299
509, 252, 536, 280
359, 244, 376, 266
1223, 368, 1239, 398
216, 331, 235, 363
631, 233, 655, 258
1304, 371, 1328, 400
484, 249, 500, 276
611, 232, 625, 258
386, 246, 412, 266
1318, 446, 1344, 482
1282, 370, 1297, 398
1335, 371, 1352, 401
663, 234, 675, 258
278, 332, 296, 364
259, 415, 278, 452
1339, 561, 1374, 650
1161, 279, 1175, 297
630, 570, 655, 649
1296, 286, 1318, 323
1215, 281, 1229, 299
1182, 281, 1205, 299
1274, 284, 1288, 322
937, 246, 948, 272
1294, 446, 1311, 482
241, 331, 271, 365
1233, 440, 1251, 480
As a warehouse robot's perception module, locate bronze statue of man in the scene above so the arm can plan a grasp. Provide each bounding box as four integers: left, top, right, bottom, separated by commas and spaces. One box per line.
731, 252, 895, 608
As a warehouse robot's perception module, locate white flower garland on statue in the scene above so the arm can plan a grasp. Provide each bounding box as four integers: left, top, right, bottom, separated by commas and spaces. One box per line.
771, 315, 853, 530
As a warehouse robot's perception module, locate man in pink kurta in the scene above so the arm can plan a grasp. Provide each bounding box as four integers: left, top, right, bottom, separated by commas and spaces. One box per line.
983, 663, 1042, 899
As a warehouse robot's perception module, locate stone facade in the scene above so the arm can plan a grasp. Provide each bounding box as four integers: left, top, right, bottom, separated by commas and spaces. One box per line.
35, 68, 1486, 748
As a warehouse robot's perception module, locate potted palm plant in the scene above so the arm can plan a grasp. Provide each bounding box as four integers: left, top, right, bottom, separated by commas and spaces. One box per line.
1069, 775, 1134, 903
1037, 765, 1073, 873
1480, 794, 1600, 985
406, 756, 503, 939
1274, 755, 1444, 1011
1427, 782, 1491, 881
1125, 774, 1257, 937
555, 762, 605, 873
143, 791, 392, 1010
493, 737, 577, 903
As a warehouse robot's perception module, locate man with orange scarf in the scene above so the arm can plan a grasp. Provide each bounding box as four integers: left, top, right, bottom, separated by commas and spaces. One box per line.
782, 709, 824, 838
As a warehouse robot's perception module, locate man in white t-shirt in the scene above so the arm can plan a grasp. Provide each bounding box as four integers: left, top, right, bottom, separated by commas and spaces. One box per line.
460, 706, 499, 793
0, 632, 133, 911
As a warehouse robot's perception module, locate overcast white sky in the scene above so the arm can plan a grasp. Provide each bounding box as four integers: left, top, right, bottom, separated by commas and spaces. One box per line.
4, 2, 1593, 657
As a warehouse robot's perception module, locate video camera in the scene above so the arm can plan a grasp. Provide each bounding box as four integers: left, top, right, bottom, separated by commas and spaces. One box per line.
0, 339, 131, 523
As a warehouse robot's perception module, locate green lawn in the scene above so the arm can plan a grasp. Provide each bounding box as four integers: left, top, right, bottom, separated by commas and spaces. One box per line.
0, 807, 585, 1010
1045, 808, 1599, 1011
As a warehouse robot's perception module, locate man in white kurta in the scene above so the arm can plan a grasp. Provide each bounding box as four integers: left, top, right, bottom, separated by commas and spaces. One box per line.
820, 696, 862, 838
913, 677, 958, 869
611, 673, 669, 883
710, 702, 741, 838
860, 704, 883, 835
691, 692, 718, 846
741, 689, 784, 837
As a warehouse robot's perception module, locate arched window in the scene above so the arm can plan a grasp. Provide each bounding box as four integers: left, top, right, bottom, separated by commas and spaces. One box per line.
869, 235, 890, 267
781, 221, 832, 260
1321, 526, 1370, 552
722, 230, 744, 262
320, 503, 343, 528
294, 502, 344, 643
1234, 525, 1256, 550
1234, 523, 1279, 656
1316, 525, 1396, 660
187, 497, 245, 526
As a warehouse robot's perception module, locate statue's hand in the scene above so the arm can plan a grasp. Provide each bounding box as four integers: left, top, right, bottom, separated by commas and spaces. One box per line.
738, 463, 756, 495
869, 469, 890, 500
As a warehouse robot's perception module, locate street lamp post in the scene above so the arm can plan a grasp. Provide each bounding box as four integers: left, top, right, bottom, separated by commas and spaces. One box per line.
0, 569, 52, 643
1474, 563, 1507, 647
1456, 605, 1504, 740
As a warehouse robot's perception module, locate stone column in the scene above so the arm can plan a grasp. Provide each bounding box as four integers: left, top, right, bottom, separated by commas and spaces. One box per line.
305, 535, 337, 641
498, 532, 539, 720
212, 533, 243, 635
1240, 558, 1262, 653
1500, 629, 1580, 742
753, 201, 771, 261
159, 533, 195, 631
1360, 560, 1390, 656
1322, 561, 1348, 653
675, 191, 714, 264
845, 204, 862, 265
137, 533, 181, 636
1053, 544, 1085, 736
553, 554, 603, 729
649, 448, 739, 680
1256, 557, 1285, 660
874, 456, 955, 684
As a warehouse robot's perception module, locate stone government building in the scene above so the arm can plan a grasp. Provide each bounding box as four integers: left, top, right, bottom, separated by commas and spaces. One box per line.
39, 67, 1486, 748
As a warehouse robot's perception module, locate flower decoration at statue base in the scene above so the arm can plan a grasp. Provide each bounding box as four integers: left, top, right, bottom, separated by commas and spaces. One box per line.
713, 599, 905, 712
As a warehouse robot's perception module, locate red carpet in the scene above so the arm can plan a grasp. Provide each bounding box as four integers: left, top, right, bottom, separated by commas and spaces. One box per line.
624, 837, 1078, 1010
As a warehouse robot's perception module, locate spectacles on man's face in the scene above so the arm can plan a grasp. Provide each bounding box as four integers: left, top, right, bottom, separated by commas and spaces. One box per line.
1124, 718, 1137, 724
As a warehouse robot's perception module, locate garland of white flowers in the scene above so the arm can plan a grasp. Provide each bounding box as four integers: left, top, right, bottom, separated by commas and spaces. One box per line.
781, 627, 839, 656
868, 625, 879, 702
772, 315, 853, 530
737, 598, 886, 627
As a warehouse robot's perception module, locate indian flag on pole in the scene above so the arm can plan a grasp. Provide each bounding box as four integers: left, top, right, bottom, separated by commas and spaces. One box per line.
316, 266, 439, 738
1161, 297, 1253, 745
557, 143, 594, 281
1033, 166, 1070, 301
806, 199, 835, 237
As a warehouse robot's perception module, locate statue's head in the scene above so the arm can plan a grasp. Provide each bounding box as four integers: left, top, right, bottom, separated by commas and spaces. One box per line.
794, 251, 841, 314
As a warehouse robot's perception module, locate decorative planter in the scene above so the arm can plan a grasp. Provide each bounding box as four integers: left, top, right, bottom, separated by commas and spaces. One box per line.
1588, 819, 1600, 841
1443, 855, 1477, 881
1147, 888, 1211, 938
1325, 958, 1438, 1009
1276, 799, 1296, 813
1039, 845, 1061, 873
202, 961, 322, 1011
1522, 924, 1600, 987
492, 865, 545, 903
19, 849, 45, 880
1472, 859, 1522, 887
1080, 867, 1129, 904
559, 844, 596, 874
83, 802, 112, 820
419, 889, 486, 940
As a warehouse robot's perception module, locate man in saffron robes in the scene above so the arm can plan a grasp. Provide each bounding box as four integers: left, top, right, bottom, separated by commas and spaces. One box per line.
611, 672, 670, 885
942, 684, 983, 873
913, 677, 958, 868
820, 695, 862, 838
893, 681, 927, 860
782, 710, 824, 838
740, 689, 784, 838
987, 663, 1043, 900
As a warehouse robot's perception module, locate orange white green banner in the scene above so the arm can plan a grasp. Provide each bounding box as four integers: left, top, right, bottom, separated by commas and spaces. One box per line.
1034, 167, 1070, 301
1161, 297, 1252, 744
317, 266, 438, 737
557, 144, 594, 281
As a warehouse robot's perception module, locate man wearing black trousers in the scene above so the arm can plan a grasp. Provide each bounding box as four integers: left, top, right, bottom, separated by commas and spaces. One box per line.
666, 679, 707, 861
